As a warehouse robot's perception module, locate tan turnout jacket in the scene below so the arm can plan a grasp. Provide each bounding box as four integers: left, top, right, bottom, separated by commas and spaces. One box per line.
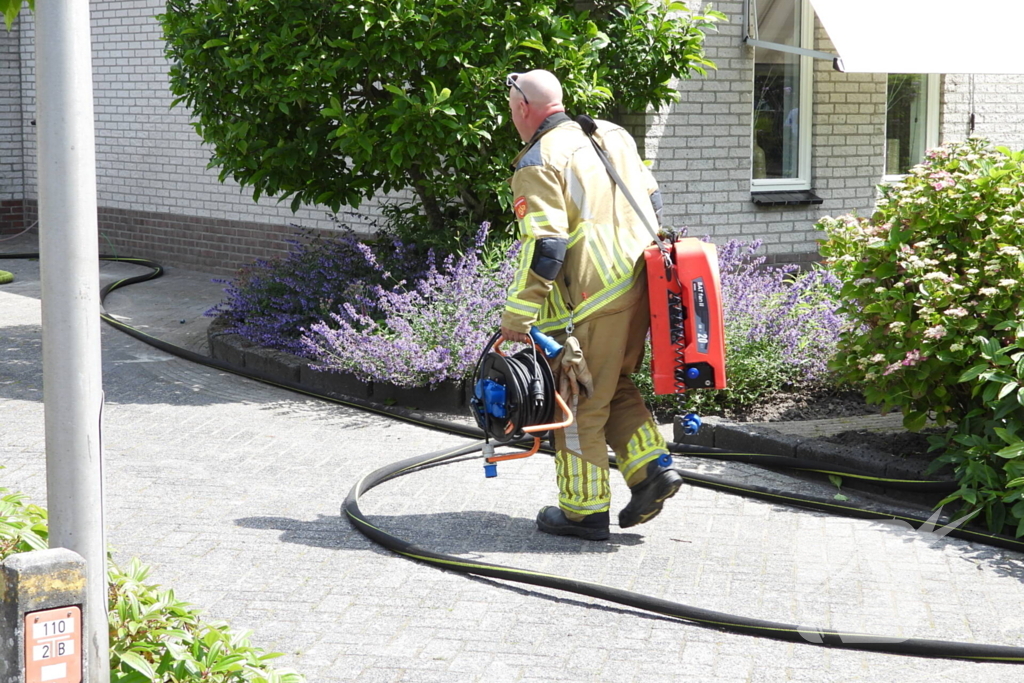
500, 113, 661, 335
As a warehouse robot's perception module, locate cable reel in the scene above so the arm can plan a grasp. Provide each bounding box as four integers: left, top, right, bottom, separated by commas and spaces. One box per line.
471, 329, 573, 477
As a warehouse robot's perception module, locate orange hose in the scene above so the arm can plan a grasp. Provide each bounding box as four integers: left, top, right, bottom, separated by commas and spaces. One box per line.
522, 391, 573, 433
486, 437, 541, 463
486, 393, 575, 464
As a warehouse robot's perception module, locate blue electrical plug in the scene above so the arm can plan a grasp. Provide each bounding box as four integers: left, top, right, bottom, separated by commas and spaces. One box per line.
483, 443, 497, 478
529, 326, 563, 359
655, 452, 674, 468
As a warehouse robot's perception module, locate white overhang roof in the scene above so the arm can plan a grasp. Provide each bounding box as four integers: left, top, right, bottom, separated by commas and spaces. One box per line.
809, 0, 1024, 74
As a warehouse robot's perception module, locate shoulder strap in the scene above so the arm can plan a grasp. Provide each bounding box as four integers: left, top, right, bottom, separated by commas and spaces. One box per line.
575, 115, 670, 253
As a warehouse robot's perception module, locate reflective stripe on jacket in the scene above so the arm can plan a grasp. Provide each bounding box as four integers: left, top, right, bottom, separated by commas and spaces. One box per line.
500, 114, 661, 335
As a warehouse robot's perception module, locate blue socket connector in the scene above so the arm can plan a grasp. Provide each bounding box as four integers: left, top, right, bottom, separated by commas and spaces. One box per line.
680, 413, 702, 436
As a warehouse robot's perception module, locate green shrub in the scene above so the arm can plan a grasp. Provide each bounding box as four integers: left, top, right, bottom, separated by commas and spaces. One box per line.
377, 201, 485, 256
0, 478, 304, 682
109, 560, 303, 683
818, 137, 1024, 536
0, 484, 49, 559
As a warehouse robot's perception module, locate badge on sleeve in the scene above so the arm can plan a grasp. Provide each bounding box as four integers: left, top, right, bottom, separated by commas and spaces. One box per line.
513, 195, 528, 220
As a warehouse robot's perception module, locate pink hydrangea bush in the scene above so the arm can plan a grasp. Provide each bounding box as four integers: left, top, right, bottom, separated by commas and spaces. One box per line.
818, 138, 1024, 535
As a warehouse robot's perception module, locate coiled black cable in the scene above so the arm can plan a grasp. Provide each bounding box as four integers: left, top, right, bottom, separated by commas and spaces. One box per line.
471, 330, 555, 443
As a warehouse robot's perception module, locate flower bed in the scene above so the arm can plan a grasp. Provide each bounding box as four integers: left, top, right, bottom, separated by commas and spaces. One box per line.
639, 237, 845, 418
210, 224, 846, 417
208, 316, 473, 413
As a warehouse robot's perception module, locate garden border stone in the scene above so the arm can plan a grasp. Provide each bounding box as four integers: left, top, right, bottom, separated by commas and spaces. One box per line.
207, 317, 473, 414
674, 414, 954, 494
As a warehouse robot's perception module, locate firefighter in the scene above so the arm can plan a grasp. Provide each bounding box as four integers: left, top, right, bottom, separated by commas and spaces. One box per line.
498, 69, 682, 541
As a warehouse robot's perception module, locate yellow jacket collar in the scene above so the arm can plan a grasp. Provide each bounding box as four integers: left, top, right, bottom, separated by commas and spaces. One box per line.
511, 112, 574, 167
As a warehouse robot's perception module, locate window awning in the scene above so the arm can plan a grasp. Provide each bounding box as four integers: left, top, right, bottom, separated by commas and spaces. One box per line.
810, 0, 1024, 74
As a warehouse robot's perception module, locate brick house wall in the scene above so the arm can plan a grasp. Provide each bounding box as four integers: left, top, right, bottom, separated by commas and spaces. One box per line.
2, 1, 1024, 270
639, 0, 887, 265
941, 74, 1024, 146
0, 18, 25, 235
1, 2, 395, 272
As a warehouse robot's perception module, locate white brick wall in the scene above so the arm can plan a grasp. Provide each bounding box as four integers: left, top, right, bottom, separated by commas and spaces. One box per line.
647, 0, 885, 260
941, 74, 1024, 147
8, 1, 387, 239
0, 22, 23, 200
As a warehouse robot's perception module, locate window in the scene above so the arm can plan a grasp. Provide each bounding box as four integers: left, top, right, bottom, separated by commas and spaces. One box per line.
884, 73, 939, 177
750, 0, 813, 190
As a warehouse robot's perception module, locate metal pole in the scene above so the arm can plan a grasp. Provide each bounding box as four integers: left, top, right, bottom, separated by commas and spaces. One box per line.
35, 0, 110, 679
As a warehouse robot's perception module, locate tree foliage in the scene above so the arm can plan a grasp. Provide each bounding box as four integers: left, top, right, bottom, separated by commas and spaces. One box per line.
1, 0, 33, 31
160, 0, 723, 245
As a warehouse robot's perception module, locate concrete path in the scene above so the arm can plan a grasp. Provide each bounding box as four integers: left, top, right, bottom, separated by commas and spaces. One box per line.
3, 241, 1024, 682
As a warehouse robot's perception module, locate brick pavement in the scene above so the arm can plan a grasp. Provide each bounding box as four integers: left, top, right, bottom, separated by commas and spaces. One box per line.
2, 247, 1024, 682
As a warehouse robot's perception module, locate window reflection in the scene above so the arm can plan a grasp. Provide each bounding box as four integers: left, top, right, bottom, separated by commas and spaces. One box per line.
886, 74, 927, 175
752, 0, 802, 180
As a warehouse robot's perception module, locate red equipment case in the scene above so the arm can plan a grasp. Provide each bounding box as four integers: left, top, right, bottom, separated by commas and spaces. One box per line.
644, 238, 727, 395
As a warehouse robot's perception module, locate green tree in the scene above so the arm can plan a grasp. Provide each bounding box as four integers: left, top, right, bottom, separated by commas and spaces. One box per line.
160, 0, 723, 247
1, 0, 33, 31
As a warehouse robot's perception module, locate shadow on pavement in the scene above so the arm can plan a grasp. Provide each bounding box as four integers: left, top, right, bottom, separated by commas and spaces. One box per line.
852, 514, 1024, 581
235, 514, 681, 627
236, 511, 644, 555
0, 324, 43, 401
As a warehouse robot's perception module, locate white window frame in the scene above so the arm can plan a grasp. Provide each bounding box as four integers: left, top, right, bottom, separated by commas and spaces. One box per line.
750, 0, 815, 192
882, 73, 940, 182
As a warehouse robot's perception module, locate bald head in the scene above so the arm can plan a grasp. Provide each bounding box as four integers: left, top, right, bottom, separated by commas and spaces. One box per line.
512, 70, 563, 107
508, 69, 566, 142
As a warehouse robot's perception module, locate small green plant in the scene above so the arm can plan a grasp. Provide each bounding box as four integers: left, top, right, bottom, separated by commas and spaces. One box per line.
818, 137, 1024, 536
109, 560, 303, 683
0, 480, 49, 560
0, 478, 304, 681
828, 475, 849, 502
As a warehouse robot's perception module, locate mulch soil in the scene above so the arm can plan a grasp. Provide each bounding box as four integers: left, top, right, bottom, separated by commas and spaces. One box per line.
719, 387, 938, 459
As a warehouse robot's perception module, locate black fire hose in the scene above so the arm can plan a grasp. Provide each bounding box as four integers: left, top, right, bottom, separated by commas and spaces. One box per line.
4, 251, 1024, 663
344, 442, 1024, 663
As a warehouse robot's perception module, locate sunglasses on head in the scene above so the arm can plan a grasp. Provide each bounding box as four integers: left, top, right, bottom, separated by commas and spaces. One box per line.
506, 73, 529, 104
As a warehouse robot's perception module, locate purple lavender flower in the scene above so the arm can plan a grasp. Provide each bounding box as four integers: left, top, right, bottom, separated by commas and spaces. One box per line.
716, 238, 844, 382
206, 224, 433, 356
299, 224, 518, 387
213, 223, 841, 390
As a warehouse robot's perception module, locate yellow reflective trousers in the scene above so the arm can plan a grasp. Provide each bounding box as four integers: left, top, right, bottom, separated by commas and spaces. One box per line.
552, 276, 668, 520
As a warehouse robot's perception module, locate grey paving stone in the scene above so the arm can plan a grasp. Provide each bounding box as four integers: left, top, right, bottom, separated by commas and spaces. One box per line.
3, 252, 1024, 683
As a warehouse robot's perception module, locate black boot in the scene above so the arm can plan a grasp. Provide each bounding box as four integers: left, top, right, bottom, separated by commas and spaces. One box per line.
536, 506, 610, 541
618, 460, 683, 528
